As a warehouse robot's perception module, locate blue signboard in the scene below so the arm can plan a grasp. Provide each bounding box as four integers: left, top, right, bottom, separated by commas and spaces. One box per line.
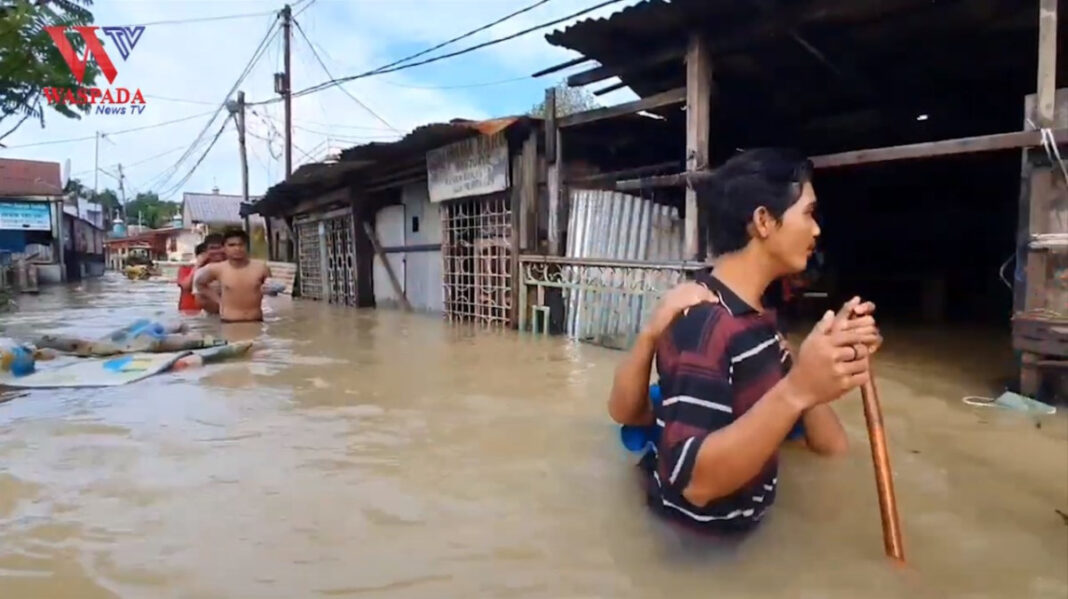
0, 202, 52, 231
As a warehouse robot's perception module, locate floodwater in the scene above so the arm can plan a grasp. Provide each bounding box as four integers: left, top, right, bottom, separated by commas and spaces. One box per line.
0, 275, 1065, 599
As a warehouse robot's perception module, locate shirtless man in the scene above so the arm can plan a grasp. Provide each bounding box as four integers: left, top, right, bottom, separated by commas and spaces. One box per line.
195, 229, 272, 322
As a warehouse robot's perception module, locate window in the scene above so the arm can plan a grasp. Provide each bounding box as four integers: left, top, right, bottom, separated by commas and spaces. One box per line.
412, 216, 420, 233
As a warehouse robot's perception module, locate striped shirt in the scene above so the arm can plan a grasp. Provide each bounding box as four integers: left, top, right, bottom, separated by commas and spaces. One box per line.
640, 270, 792, 532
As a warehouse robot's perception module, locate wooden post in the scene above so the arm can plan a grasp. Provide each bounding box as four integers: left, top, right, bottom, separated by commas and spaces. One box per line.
514, 129, 539, 329
1036, 0, 1058, 128
545, 87, 566, 256
264, 217, 274, 261
1017, 0, 1062, 396
685, 33, 712, 260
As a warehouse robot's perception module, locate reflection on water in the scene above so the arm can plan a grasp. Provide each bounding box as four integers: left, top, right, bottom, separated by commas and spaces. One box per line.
1, 275, 1066, 598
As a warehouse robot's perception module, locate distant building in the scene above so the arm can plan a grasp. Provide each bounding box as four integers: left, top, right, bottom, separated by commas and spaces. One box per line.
182, 189, 264, 230
0, 157, 88, 283
182, 189, 267, 257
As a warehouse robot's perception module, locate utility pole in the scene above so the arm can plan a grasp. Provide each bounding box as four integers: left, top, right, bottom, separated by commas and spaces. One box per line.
232, 91, 251, 232
116, 163, 126, 224
282, 4, 293, 178
93, 131, 100, 194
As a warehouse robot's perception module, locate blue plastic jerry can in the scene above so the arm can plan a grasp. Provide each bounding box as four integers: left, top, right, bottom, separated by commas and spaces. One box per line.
620, 384, 663, 453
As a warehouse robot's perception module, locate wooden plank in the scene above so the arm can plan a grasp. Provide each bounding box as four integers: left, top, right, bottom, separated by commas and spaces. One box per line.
615, 128, 1068, 190
685, 34, 711, 260
809, 130, 1068, 168
558, 87, 685, 128
565, 160, 681, 185
510, 151, 522, 328
594, 81, 627, 97
520, 130, 538, 251
1036, 0, 1058, 127
544, 87, 557, 163
547, 129, 564, 255
532, 56, 590, 78
567, 45, 686, 87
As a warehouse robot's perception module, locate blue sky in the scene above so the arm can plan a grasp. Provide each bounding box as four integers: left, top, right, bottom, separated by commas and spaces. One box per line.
1, 0, 641, 203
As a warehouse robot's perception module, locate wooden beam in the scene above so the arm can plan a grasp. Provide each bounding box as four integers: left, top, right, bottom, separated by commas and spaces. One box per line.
567, 45, 686, 87
1036, 0, 1058, 127
614, 128, 1068, 190
558, 87, 685, 128
594, 81, 627, 97
565, 160, 681, 185
809, 129, 1068, 168
361, 221, 411, 312
531, 56, 590, 78
684, 34, 712, 260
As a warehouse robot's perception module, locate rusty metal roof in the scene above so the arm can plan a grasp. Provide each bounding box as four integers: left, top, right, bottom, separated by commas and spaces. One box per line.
339, 117, 529, 163
0, 158, 63, 197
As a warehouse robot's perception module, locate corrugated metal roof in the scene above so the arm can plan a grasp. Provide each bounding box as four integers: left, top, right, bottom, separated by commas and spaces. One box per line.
0, 158, 63, 197
339, 117, 528, 163
249, 116, 537, 216
183, 192, 265, 227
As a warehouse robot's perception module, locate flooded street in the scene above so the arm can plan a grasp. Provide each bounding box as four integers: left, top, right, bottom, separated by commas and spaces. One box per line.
0, 275, 1065, 598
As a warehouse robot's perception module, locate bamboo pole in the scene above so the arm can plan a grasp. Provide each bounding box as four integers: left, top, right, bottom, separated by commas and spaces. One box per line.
860, 372, 905, 561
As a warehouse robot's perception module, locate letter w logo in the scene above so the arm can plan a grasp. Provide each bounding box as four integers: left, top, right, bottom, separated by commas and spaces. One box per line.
45, 26, 118, 85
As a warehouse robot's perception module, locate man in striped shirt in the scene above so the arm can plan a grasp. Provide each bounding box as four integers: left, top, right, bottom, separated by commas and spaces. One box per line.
608, 148, 881, 533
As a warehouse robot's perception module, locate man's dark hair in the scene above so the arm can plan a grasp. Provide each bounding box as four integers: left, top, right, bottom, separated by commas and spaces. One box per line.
696, 148, 814, 254
222, 228, 249, 247
194, 242, 206, 255
203, 233, 224, 247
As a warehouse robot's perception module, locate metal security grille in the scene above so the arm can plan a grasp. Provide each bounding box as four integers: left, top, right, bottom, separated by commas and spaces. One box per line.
442, 194, 512, 326
325, 214, 356, 305
297, 221, 322, 300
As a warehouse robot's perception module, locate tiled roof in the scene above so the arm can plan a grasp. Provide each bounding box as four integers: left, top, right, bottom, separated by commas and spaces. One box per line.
0, 158, 63, 197
183, 192, 264, 227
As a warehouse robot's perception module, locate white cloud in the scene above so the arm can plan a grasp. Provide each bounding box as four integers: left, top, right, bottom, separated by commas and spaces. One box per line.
1, 0, 642, 203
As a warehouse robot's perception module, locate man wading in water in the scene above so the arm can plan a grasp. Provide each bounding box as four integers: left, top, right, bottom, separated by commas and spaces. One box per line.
608, 148, 881, 533
178, 233, 224, 314
195, 229, 272, 323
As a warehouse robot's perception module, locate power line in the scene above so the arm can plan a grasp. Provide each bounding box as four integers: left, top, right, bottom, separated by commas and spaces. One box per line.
151, 15, 279, 194
369, 0, 553, 73
157, 117, 233, 199
143, 94, 218, 106
134, 9, 277, 27
255, 0, 623, 104
292, 123, 398, 140
293, 18, 400, 133
378, 76, 529, 90
1, 109, 217, 149
295, 118, 395, 131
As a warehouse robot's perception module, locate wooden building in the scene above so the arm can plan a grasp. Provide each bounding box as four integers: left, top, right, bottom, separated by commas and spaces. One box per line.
245, 117, 542, 326
523, 0, 1065, 395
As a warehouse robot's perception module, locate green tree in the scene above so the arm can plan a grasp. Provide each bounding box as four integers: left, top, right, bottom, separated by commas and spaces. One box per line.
92, 189, 120, 221
529, 82, 599, 118
125, 191, 180, 228
0, 0, 100, 143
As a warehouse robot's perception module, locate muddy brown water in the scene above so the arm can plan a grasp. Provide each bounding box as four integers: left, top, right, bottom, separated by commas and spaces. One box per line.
0, 275, 1065, 598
